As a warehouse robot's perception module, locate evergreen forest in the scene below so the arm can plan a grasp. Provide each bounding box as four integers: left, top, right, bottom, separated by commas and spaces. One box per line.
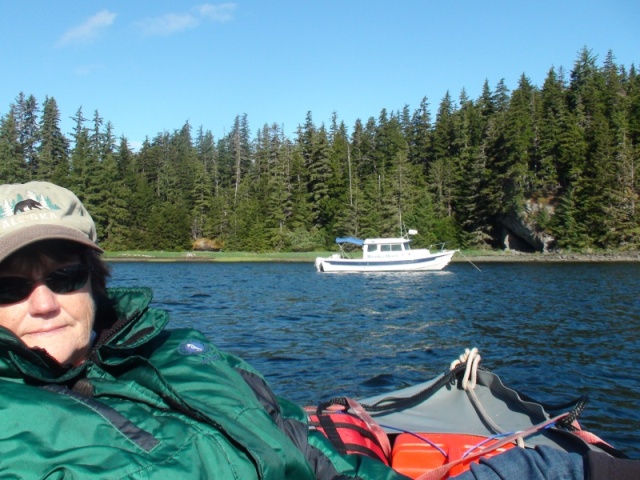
1, 48, 639, 253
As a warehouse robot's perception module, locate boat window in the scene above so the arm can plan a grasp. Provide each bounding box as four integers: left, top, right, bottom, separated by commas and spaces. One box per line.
392, 244, 402, 251
403, 242, 411, 250
381, 245, 391, 252
366, 244, 378, 253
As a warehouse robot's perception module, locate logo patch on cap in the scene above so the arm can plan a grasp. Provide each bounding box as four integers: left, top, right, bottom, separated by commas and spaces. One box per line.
0, 190, 60, 219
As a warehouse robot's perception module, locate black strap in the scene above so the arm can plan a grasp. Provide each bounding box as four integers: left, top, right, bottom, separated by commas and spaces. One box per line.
316, 402, 348, 455
309, 419, 382, 446
360, 363, 467, 414
312, 400, 388, 463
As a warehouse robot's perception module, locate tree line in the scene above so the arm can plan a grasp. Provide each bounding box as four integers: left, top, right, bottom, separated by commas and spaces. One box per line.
1, 47, 639, 253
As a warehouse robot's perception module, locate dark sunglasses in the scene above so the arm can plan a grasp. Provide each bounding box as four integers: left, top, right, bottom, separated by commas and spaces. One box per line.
0, 264, 92, 305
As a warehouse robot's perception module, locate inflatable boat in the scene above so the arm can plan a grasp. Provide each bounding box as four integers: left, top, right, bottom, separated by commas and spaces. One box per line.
307, 348, 627, 479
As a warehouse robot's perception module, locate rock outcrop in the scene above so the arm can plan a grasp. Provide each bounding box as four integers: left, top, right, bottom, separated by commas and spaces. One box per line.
501, 199, 555, 253
192, 238, 223, 251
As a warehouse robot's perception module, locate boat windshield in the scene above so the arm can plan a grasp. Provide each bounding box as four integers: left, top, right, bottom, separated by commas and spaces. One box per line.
379, 244, 403, 252
366, 244, 377, 252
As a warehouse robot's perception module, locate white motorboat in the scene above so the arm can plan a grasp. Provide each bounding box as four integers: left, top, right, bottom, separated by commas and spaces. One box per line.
314, 230, 457, 272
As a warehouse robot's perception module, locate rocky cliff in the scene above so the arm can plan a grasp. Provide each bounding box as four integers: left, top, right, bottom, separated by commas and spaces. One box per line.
501, 199, 555, 253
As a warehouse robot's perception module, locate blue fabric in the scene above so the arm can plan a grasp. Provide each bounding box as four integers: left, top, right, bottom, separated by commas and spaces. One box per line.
335, 237, 364, 246
452, 446, 584, 480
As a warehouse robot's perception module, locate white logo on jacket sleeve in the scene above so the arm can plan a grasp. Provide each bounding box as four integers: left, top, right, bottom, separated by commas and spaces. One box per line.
177, 339, 219, 363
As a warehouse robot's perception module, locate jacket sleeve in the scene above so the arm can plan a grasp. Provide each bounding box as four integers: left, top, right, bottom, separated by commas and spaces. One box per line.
234, 365, 408, 480
585, 450, 640, 480
451, 446, 584, 480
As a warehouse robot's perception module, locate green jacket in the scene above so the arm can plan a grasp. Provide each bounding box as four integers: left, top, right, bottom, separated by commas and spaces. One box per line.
0, 287, 404, 479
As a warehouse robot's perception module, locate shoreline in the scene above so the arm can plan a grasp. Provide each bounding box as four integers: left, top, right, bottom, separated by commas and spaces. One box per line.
104, 251, 640, 263
453, 251, 640, 263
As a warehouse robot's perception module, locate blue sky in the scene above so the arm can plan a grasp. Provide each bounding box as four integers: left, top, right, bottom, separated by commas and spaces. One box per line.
1, 1, 638, 150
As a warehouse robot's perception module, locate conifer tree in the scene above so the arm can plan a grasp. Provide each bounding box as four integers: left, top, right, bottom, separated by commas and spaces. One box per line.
14, 93, 40, 178
92, 144, 131, 249
537, 68, 566, 195
501, 74, 538, 213
171, 121, 198, 207
68, 107, 92, 195
454, 90, 489, 247
299, 113, 331, 235
191, 154, 214, 242
596, 52, 639, 246
429, 92, 458, 217
101, 137, 139, 249
227, 114, 252, 204
261, 125, 292, 249
326, 117, 351, 236
0, 109, 27, 183
193, 127, 217, 241
309, 124, 332, 231
408, 97, 432, 169
38, 97, 69, 184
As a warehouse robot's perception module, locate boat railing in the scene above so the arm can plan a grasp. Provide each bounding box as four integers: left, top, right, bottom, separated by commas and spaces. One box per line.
338, 245, 355, 259
429, 242, 449, 252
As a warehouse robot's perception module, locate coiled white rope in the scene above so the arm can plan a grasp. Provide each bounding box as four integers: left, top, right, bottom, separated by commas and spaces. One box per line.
450, 347, 481, 390
450, 348, 524, 448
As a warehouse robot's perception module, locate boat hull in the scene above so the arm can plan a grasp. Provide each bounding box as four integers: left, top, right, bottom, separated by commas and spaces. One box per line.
315, 250, 456, 272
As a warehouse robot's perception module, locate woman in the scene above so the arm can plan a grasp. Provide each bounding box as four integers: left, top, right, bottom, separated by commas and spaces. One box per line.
0, 181, 401, 479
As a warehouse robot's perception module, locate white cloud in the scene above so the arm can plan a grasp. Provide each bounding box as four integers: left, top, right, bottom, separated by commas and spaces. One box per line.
57, 10, 117, 47
73, 64, 106, 76
137, 3, 236, 36
137, 12, 199, 36
196, 3, 236, 22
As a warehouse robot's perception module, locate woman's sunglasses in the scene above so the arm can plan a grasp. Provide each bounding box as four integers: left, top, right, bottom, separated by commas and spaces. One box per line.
0, 264, 92, 305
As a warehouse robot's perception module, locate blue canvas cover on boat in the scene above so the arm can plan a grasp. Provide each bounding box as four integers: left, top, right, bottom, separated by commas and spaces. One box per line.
335, 237, 364, 246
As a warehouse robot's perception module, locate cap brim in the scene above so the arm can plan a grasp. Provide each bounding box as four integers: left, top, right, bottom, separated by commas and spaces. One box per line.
0, 224, 103, 264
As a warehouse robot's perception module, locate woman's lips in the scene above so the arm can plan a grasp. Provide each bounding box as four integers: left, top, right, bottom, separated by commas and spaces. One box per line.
25, 325, 68, 336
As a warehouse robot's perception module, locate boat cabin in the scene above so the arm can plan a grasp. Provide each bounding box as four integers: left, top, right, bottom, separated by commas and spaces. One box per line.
362, 237, 413, 259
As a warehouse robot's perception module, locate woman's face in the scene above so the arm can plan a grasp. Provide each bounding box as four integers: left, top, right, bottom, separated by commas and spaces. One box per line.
0, 253, 95, 366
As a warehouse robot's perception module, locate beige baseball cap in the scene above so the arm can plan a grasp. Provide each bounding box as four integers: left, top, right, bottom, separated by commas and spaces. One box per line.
0, 181, 102, 263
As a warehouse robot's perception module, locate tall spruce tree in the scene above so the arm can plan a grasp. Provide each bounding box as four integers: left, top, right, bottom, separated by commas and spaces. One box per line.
38, 97, 69, 184
14, 93, 40, 178
536, 68, 566, 195
0, 109, 27, 183
454, 90, 489, 247
429, 92, 458, 217
68, 107, 92, 195
501, 74, 538, 213
408, 96, 432, 170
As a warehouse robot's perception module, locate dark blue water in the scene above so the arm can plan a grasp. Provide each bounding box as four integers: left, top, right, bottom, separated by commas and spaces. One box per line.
109, 261, 640, 457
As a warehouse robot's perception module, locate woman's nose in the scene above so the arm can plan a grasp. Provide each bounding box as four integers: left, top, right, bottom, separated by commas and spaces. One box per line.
27, 283, 60, 315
